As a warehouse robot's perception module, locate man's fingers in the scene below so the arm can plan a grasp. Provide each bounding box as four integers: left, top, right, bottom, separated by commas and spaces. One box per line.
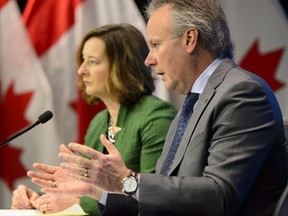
66, 143, 101, 160
41, 186, 63, 194
33, 163, 57, 174
27, 170, 52, 181
58, 152, 88, 167
100, 134, 117, 154
60, 144, 74, 155
30, 177, 52, 188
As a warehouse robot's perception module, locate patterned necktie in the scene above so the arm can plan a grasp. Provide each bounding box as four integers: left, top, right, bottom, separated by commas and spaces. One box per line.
161, 92, 199, 175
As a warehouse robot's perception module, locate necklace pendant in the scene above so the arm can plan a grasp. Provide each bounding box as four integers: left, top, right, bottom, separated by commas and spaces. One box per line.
108, 117, 115, 143
108, 133, 115, 143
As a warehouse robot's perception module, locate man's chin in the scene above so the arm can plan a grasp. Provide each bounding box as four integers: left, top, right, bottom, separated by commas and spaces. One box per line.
164, 82, 175, 91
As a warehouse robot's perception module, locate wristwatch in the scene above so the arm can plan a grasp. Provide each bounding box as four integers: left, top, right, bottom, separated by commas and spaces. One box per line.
122, 171, 138, 196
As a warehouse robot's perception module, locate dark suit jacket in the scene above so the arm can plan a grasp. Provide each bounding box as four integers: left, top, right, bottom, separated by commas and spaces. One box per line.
138, 58, 288, 216
284, 117, 288, 140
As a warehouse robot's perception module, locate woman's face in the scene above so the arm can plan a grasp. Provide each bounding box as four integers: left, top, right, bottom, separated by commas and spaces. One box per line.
77, 37, 110, 99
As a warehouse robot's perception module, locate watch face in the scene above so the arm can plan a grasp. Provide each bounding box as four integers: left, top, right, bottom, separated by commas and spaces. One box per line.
123, 177, 138, 193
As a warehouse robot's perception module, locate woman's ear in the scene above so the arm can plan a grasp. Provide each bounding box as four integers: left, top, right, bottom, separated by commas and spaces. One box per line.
185, 28, 198, 53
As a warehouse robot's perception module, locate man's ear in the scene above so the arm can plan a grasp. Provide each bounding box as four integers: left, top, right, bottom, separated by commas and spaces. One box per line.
185, 28, 198, 53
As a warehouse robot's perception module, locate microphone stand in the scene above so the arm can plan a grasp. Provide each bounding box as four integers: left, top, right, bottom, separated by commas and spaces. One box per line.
0, 110, 53, 148
0, 121, 40, 148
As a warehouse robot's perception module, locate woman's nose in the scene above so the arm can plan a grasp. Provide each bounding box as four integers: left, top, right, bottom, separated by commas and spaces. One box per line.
77, 63, 87, 76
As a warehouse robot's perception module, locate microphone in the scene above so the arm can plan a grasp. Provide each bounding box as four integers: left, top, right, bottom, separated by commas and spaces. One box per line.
0, 110, 53, 148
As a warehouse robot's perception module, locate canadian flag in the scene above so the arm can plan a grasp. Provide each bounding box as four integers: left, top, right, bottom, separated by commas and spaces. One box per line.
221, 0, 288, 116
168, 0, 288, 112
0, 0, 148, 208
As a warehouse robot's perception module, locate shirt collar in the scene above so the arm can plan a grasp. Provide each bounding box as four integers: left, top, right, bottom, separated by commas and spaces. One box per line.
191, 58, 223, 94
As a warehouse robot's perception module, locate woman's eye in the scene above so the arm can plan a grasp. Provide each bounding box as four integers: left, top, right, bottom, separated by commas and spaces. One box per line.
89, 60, 97, 65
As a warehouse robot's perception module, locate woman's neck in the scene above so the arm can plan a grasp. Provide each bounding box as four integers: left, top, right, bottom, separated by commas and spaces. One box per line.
102, 98, 121, 133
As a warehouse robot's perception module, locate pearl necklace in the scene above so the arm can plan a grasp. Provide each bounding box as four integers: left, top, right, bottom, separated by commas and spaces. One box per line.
108, 117, 115, 143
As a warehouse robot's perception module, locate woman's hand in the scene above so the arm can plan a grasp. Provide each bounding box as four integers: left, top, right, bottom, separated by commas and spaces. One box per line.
11, 185, 39, 209
32, 193, 79, 214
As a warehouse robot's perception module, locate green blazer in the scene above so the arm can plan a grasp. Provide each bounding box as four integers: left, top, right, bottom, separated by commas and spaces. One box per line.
80, 95, 177, 215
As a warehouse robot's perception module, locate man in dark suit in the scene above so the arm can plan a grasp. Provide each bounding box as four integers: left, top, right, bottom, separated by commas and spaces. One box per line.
41, 0, 288, 215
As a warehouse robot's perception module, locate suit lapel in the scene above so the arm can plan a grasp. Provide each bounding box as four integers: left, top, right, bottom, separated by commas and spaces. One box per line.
167, 58, 237, 175
156, 114, 180, 173
167, 86, 215, 175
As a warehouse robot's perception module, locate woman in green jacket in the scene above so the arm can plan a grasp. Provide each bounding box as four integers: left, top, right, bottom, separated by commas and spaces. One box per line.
11, 23, 177, 215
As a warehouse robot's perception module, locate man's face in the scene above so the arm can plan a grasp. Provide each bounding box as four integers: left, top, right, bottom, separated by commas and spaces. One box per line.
145, 5, 194, 95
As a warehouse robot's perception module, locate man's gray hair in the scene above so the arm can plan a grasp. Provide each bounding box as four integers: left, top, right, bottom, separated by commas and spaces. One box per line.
145, 0, 233, 59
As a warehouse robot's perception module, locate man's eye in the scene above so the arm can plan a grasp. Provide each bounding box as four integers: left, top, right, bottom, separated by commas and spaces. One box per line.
152, 43, 159, 48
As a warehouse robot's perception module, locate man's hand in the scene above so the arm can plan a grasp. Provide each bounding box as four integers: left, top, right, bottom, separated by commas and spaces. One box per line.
55, 135, 131, 194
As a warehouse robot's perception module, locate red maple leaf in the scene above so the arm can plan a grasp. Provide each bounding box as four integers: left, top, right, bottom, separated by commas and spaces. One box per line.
239, 39, 285, 92
0, 81, 33, 190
